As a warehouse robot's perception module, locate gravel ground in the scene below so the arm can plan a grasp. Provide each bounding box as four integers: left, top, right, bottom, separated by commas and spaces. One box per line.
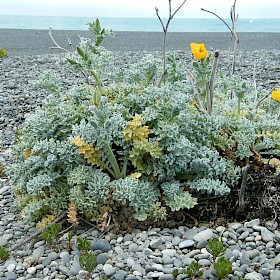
0, 49, 280, 280
1, 29, 280, 56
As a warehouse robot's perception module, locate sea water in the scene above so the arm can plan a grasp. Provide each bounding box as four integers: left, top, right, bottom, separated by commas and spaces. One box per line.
0, 15, 279, 32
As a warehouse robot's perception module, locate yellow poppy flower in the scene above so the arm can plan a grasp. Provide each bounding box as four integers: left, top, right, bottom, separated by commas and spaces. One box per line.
190, 42, 208, 60
272, 88, 280, 102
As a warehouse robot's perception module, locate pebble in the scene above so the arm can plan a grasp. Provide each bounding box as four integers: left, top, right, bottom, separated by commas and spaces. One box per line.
96, 252, 109, 264
178, 240, 195, 249
193, 228, 214, 242
32, 247, 44, 259
244, 271, 264, 280
0, 237, 8, 247
26, 267, 36, 275
59, 251, 71, 264
270, 269, 280, 280
103, 263, 118, 276
91, 239, 112, 252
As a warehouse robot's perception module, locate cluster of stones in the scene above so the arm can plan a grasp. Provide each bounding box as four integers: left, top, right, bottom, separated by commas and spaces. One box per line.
0, 181, 280, 280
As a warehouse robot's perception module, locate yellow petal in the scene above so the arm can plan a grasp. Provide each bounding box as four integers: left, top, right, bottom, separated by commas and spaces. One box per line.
272, 88, 280, 102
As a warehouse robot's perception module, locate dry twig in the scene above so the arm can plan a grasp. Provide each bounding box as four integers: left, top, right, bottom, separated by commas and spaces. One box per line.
9, 212, 66, 252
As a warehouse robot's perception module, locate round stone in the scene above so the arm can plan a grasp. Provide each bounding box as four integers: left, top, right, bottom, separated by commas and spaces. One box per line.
91, 239, 112, 252
7, 263, 16, 273
32, 246, 44, 259
96, 252, 109, 265
0, 237, 8, 247
179, 240, 195, 249
244, 271, 264, 280
270, 269, 280, 280
103, 263, 118, 276
150, 238, 163, 249
59, 251, 71, 264
115, 269, 127, 280
171, 236, 181, 246
27, 267, 36, 274
198, 259, 212, 266
128, 243, 141, 253
193, 229, 214, 242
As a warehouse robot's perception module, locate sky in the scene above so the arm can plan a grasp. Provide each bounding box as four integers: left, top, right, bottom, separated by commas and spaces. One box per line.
1, 0, 279, 18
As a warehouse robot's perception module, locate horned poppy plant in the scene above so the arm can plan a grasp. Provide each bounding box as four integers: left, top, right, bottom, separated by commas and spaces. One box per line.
190, 42, 208, 60
271, 88, 280, 102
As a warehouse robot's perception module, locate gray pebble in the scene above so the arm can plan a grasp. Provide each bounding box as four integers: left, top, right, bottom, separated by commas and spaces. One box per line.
245, 219, 260, 227
193, 229, 213, 242
178, 240, 195, 249
103, 263, 118, 276
198, 259, 211, 266
158, 274, 174, 280
91, 239, 111, 252
261, 228, 275, 242
58, 265, 71, 276
4, 272, 17, 280
129, 243, 142, 253
150, 238, 163, 249
115, 269, 127, 280
270, 269, 280, 280
244, 271, 264, 280
0, 237, 8, 247
96, 252, 108, 264
59, 251, 71, 264
32, 247, 44, 259
26, 267, 36, 274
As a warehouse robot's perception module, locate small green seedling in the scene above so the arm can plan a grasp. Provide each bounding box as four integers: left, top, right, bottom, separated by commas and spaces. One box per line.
66, 231, 74, 251
184, 260, 203, 279
41, 223, 62, 248
0, 247, 10, 262
206, 238, 232, 279
214, 256, 232, 279
172, 268, 179, 277
77, 237, 91, 252
79, 252, 96, 276
206, 237, 226, 259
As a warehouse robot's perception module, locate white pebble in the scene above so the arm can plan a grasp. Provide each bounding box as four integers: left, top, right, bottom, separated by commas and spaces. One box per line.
27, 266, 36, 274
7, 263, 16, 272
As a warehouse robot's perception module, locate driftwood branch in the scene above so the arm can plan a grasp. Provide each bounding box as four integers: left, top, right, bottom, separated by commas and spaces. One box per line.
155, 0, 187, 86
200, 8, 232, 34
238, 164, 250, 213
48, 28, 70, 52
9, 211, 66, 252
201, 0, 239, 76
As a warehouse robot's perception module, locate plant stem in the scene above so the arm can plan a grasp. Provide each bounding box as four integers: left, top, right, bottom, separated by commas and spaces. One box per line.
206, 51, 219, 115
155, 0, 187, 86
121, 156, 129, 178
105, 143, 122, 179
237, 97, 241, 115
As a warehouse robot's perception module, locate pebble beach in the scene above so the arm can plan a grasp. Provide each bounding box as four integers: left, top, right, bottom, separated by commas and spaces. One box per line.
0, 30, 280, 280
